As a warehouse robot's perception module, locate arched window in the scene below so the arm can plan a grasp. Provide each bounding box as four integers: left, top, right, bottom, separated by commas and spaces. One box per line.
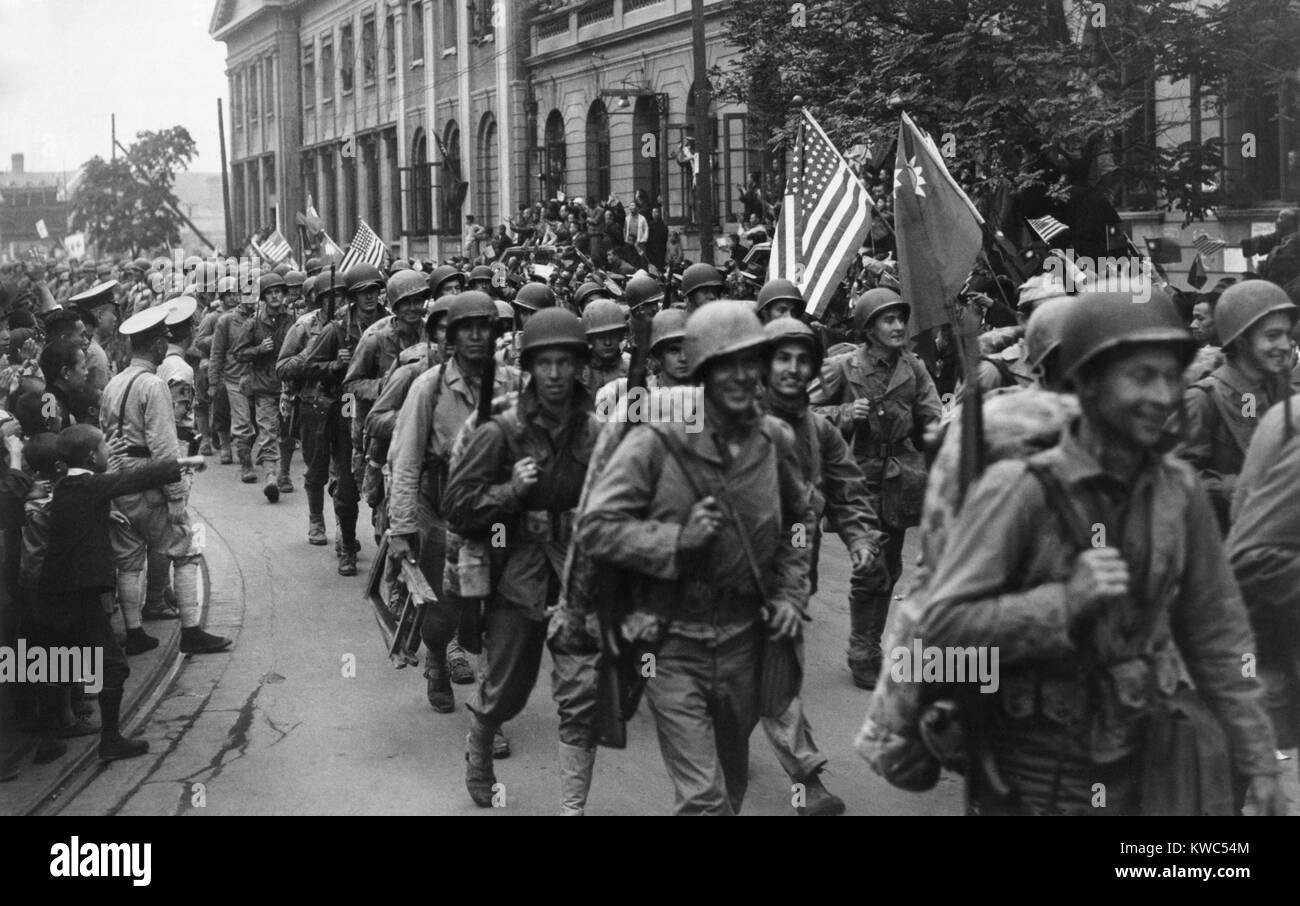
476, 112, 499, 227
544, 110, 566, 199
411, 128, 432, 233
632, 95, 662, 212
586, 100, 610, 204
680, 80, 719, 226
441, 121, 464, 234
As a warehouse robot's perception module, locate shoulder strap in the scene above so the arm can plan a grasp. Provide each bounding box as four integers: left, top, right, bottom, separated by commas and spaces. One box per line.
491, 407, 527, 464
980, 355, 1018, 388
111, 369, 148, 440
1023, 459, 1092, 553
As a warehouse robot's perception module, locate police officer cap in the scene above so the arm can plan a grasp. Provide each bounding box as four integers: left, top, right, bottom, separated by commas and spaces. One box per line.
119, 304, 171, 336
164, 296, 199, 326
69, 281, 119, 310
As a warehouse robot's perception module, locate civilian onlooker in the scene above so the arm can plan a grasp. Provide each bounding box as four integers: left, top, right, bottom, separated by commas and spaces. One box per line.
646, 206, 669, 272
464, 215, 488, 263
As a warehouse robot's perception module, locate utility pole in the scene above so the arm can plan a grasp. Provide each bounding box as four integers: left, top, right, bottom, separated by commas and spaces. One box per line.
114, 137, 219, 252
691, 0, 714, 264
111, 113, 116, 161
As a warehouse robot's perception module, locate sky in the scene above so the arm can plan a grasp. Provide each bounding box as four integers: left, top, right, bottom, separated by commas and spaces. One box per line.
0, 0, 228, 177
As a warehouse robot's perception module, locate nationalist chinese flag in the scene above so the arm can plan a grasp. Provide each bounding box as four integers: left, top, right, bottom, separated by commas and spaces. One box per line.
893, 112, 984, 333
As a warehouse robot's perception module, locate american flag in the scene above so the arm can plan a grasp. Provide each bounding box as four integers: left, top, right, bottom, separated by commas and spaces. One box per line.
339, 220, 390, 272
253, 228, 297, 268
768, 108, 875, 318
1194, 231, 1227, 257
1027, 215, 1068, 243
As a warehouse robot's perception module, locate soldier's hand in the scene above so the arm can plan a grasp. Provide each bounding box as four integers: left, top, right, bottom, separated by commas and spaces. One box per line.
388, 533, 419, 565
850, 545, 876, 575
338, 347, 353, 365
1247, 775, 1288, 816
511, 456, 541, 497
1065, 548, 1129, 618
766, 600, 803, 640
259, 337, 276, 353
167, 499, 187, 525
178, 455, 206, 472
851, 398, 875, 421
679, 496, 725, 551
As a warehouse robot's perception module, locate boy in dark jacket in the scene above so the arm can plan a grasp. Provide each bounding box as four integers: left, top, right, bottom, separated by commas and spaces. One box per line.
38, 424, 202, 762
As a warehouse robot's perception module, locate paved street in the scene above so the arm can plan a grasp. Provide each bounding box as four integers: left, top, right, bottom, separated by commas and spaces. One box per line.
56, 455, 964, 817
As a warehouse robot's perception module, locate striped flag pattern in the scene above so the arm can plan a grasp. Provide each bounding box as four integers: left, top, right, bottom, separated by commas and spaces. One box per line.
768, 108, 875, 318
339, 220, 390, 272
252, 228, 297, 268
1027, 215, 1068, 243
1194, 231, 1227, 257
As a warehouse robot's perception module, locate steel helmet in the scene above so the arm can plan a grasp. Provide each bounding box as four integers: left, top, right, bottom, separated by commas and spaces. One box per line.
764, 315, 824, 372
1024, 294, 1079, 372
469, 265, 495, 283
389, 258, 413, 274
428, 264, 463, 295
258, 273, 287, 297
582, 299, 627, 336
1213, 280, 1299, 349
305, 257, 324, 276
513, 282, 555, 312
1057, 290, 1196, 379
649, 308, 688, 355
345, 263, 385, 294
284, 269, 307, 288
317, 270, 347, 300
756, 279, 804, 315
494, 299, 514, 323
273, 262, 293, 277
301, 273, 320, 302
572, 282, 607, 309
216, 276, 239, 294
386, 269, 430, 310
853, 288, 911, 331
428, 293, 456, 321
624, 274, 664, 311
519, 307, 589, 368
446, 290, 499, 337
129, 257, 150, 273
681, 262, 725, 297
684, 300, 771, 380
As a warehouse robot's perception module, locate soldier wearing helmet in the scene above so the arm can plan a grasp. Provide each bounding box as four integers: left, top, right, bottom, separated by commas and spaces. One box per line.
809, 286, 942, 688
577, 301, 815, 815
284, 269, 307, 318
194, 275, 243, 460
580, 299, 630, 397
428, 264, 465, 300
208, 272, 262, 481
442, 307, 595, 808
298, 263, 391, 575
229, 273, 296, 500
496, 283, 555, 367
679, 262, 726, 313
755, 279, 805, 325
278, 270, 348, 546
387, 291, 523, 718
1182, 280, 1300, 533
592, 308, 690, 421
468, 264, 495, 295
916, 289, 1284, 816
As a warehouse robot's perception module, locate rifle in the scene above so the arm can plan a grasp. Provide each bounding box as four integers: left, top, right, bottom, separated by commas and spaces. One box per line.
456, 355, 497, 655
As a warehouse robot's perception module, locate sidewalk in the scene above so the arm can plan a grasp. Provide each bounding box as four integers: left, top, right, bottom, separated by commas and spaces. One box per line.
0, 506, 237, 816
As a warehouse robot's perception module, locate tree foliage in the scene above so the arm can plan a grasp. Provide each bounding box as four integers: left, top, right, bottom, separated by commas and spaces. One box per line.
717, 0, 1300, 226
70, 126, 198, 257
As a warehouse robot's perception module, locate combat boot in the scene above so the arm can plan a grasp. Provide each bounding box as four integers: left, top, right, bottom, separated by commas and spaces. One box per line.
465, 712, 498, 807
307, 512, 328, 546
218, 431, 233, 465
424, 649, 455, 713
239, 456, 257, 483
199, 437, 214, 457
796, 771, 847, 816
848, 593, 891, 689
558, 742, 596, 816
276, 466, 295, 494
447, 638, 475, 685
336, 538, 359, 576
263, 469, 280, 503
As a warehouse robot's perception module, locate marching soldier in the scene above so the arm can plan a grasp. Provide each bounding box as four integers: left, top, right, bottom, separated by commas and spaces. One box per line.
231, 273, 296, 502
196, 276, 241, 460
915, 291, 1284, 816
810, 287, 943, 688
443, 308, 596, 807
387, 292, 523, 712
760, 316, 884, 815
277, 271, 346, 547
580, 299, 630, 397
679, 262, 725, 313
209, 276, 259, 482
299, 264, 389, 575
577, 301, 815, 816
754, 279, 805, 325
497, 283, 556, 367
428, 264, 466, 301
1182, 280, 1299, 533
102, 302, 231, 656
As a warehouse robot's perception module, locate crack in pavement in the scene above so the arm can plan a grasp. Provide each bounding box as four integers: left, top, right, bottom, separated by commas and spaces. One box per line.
172, 681, 265, 815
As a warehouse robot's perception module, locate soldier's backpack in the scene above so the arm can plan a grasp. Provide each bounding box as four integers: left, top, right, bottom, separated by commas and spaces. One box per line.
855, 388, 1078, 791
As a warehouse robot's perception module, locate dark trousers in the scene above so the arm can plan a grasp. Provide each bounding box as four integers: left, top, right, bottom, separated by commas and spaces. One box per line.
300, 402, 355, 539
211, 382, 231, 436
468, 601, 548, 726
848, 522, 907, 678
417, 510, 464, 652
278, 411, 296, 474
43, 592, 130, 695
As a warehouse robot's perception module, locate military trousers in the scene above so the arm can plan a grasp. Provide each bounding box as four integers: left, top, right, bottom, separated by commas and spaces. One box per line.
467, 601, 548, 727
249, 394, 280, 468
644, 625, 761, 816
225, 382, 255, 461
848, 522, 906, 681
1232, 544, 1300, 750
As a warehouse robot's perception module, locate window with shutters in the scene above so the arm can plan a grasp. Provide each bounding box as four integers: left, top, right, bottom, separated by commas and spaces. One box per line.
586, 100, 610, 204
321, 37, 334, 101
362, 15, 377, 87
410, 3, 425, 63
340, 23, 354, 94
385, 14, 396, 75
302, 44, 315, 109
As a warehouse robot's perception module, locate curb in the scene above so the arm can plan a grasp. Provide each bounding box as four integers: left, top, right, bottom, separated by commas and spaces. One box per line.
13, 508, 235, 816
